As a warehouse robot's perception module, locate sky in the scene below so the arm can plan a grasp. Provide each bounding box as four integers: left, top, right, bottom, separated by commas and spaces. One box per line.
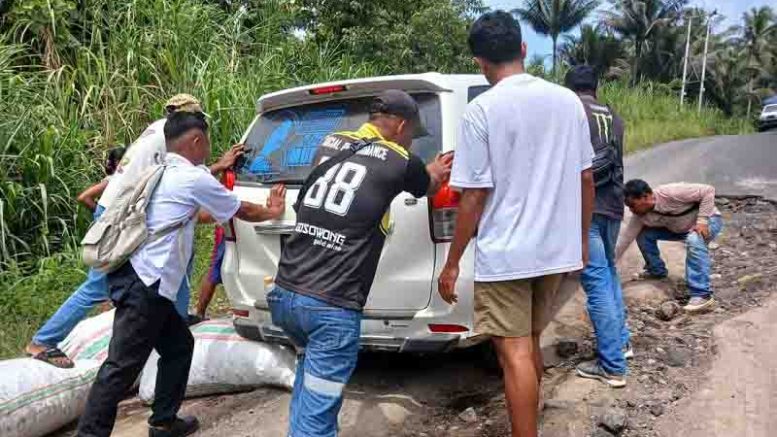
486, 0, 770, 62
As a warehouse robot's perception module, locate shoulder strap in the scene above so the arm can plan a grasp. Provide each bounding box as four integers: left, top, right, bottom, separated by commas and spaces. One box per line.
293, 139, 372, 212
654, 203, 700, 217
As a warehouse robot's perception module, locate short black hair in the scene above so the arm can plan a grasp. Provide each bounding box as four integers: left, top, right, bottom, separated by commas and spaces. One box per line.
105, 146, 126, 175
468, 11, 523, 64
164, 111, 208, 143
565, 65, 598, 93
624, 179, 653, 200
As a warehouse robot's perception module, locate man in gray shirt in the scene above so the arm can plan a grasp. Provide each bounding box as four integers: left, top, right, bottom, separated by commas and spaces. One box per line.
566, 66, 631, 388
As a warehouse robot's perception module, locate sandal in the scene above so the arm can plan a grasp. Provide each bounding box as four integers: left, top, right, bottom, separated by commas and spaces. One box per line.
30, 347, 74, 369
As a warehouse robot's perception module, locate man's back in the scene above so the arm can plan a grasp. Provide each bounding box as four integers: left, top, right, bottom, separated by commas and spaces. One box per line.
579, 94, 625, 219
451, 73, 593, 281
276, 123, 429, 311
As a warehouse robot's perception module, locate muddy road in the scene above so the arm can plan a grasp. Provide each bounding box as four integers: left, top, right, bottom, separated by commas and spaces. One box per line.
47, 197, 777, 437
50, 132, 777, 437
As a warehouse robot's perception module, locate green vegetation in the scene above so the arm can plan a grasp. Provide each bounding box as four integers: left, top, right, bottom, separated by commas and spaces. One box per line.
0, 0, 766, 358
599, 81, 753, 153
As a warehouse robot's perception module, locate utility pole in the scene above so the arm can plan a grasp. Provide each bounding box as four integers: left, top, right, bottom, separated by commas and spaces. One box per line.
680, 16, 692, 106
698, 10, 717, 113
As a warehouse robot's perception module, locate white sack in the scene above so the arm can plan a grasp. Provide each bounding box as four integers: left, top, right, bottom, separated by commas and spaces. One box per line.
0, 358, 100, 437
59, 309, 114, 362
139, 319, 295, 404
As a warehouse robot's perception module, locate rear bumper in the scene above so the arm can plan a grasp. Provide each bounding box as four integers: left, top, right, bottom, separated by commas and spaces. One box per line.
233, 311, 484, 353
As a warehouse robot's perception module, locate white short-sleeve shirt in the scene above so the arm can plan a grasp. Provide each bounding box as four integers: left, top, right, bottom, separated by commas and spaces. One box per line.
450, 73, 594, 281
130, 153, 241, 303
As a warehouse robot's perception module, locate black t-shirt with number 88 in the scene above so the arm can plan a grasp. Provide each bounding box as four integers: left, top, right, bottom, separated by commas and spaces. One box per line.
274, 124, 430, 311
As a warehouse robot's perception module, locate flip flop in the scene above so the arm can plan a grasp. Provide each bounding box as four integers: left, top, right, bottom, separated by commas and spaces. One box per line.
30, 347, 74, 369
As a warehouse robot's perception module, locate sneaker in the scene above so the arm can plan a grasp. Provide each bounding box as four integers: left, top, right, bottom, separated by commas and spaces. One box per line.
149, 416, 199, 437
634, 271, 668, 281
623, 343, 634, 360
576, 360, 626, 388
683, 296, 716, 313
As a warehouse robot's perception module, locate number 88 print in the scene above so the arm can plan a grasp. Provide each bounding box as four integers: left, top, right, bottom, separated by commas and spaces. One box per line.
302, 162, 367, 216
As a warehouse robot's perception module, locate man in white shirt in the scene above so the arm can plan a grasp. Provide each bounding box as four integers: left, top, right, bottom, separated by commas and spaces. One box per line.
437, 11, 595, 437
77, 112, 286, 437
26, 95, 241, 368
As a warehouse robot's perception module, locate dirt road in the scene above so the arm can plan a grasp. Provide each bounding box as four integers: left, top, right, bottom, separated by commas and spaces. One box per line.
655, 297, 777, 436
49, 130, 777, 436
42, 197, 775, 437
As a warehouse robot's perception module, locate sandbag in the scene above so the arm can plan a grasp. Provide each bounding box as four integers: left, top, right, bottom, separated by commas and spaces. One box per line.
138, 319, 296, 403
59, 308, 114, 362
0, 358, 100, 437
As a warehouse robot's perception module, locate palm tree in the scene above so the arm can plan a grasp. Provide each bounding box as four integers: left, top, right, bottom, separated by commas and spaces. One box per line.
603, 0, 687, 84
703, 46, 750, 116
560, 23, 625, 78
513, 0, 600, 75
738, 6, 775, 115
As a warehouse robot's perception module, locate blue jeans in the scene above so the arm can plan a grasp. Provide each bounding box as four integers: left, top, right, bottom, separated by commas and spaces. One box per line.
581, 214, 630, 375
33, 206, 191, 348
267, 286, 361, 437
636, 215, 724, 298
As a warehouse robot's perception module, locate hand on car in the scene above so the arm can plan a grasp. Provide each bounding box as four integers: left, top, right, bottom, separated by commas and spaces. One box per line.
427, 152, 454, 184
437, 263, 460, 304
693, 222, 710, 240
266, 184, 286, 219
213, 143, 246, 173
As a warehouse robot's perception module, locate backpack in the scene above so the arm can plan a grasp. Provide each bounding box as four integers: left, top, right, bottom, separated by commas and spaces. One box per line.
81, 164, 192, 273
582, 100, 623, 188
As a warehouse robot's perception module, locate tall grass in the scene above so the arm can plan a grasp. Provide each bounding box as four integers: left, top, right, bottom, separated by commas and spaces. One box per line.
599, 81, 754, 154
0, 0, 380, 269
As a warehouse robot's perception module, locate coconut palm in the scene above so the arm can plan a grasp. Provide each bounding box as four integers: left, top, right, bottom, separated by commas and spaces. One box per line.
513, 0, 600, 75
560, 23, 625, 78
703, 46, 751, 116
738, 6, 775, 115
603, 0, 687, 84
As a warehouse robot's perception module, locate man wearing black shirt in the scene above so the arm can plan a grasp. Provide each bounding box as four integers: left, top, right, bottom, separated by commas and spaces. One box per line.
565, 66, 631, 388
269, 90, 452, 437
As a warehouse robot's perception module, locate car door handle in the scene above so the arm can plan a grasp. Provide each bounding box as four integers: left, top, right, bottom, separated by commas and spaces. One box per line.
404, 198, 418, 206
254, 223, 296, 235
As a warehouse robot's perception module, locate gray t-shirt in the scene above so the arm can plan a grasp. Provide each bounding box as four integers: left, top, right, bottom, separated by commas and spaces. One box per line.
580, 95, 625, 220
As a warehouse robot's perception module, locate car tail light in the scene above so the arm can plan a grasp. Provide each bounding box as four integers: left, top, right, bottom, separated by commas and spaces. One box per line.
428, 324, 469, 333
223, 170, 237, 241
231, 308, 249, 318
429, 181, 460, 243
308, 84, 347, 95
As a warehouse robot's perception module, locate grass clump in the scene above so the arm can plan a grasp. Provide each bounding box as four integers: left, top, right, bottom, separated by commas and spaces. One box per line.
599, 81, 754, 154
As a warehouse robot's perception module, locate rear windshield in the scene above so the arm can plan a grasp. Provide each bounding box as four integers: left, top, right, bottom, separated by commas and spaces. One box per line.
237, 93, 441, 184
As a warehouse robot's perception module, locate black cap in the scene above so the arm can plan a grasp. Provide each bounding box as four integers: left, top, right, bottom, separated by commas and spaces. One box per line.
565, 65, 598, 92
369, 89, 428, 138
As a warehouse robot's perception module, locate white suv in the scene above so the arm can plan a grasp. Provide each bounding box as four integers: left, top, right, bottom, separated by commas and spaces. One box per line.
758, 103, 777, 132
221, 73, 490, 352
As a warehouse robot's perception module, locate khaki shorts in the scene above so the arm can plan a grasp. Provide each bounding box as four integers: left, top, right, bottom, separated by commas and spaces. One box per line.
474, 274, 565, 338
